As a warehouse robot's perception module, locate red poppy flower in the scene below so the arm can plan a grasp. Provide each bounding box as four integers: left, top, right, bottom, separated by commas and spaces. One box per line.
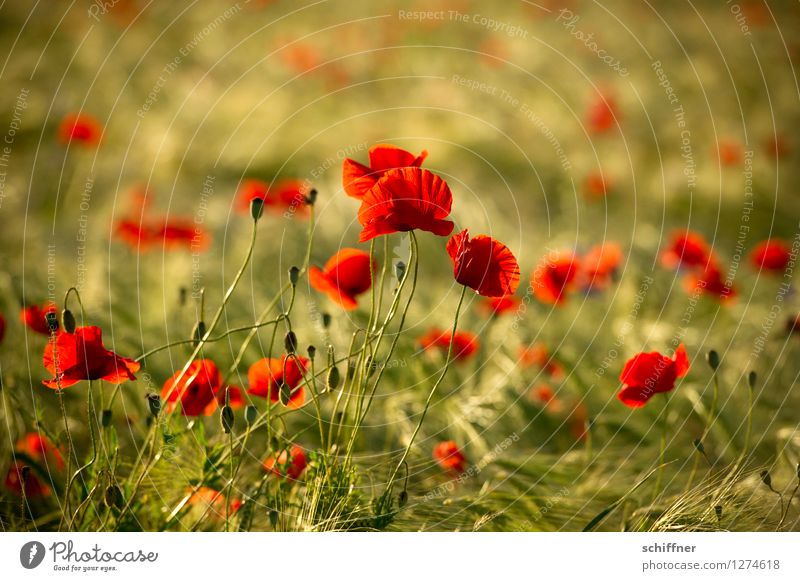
433, 441, 466, 475
585, 171, 611, 198
235, 178, 310, 217
529, 383, 564, 413
716, 139, 743, 166
617, 344, 689, 408
749, 239, 791, 272
263, 445, 308, 480
4, 461, 51, 498
5, 433, 64, 498
587, 93, 617, 133
342, 144, 428, 200
357, 167, 454, 242
57, 113, 102, 146
531, 252, 579, 305
684, 264, 736, 301
518, 343, 564, 378
765, 134, 790, 159
215, 385, 244, 409
17, 433, 65, 471
247, 355, 308, 408
21, 301, 58, 335
579, 242, 622, 291
162, 359, 222, 416
479, 295, 520, 316
42, 326, 140, 389
660, 230, 715, 270
187, 486, 241, 518
446, 229, 520, 297
418, 328, 479, 361
309, 249, 376, 310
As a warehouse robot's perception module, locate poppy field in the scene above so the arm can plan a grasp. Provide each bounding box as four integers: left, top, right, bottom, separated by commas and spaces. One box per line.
0, 1, 799, 533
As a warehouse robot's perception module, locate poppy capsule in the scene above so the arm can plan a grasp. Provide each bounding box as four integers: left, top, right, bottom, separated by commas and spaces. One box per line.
342, 144, 428, 200
446, 229, 520, 298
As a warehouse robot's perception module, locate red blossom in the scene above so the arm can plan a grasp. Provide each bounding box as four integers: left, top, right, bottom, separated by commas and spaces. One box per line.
446, 229, 520, 297
518, 343, 564, 378
263, 445, 307, 480
716, 139, 743, 166
684, 264, 736, 301
433, 441, 467, 475
235, 178, 310, 217
660, 230, 716, 270
617, 344, 690, 408
418, 328, 479, 361
309, 248, 376, 310
579, 242, 622, 292
247, 355, 308, 408
43, 326, 140, 389
479, 295, 520, 316
585, 171, 611, 199
5, 433, 64, 498
342, 144, 428, 200
587, 93, 618, 133
58, 113, 102, 146
531, 252, 579, 305
187, 486, 241, 518
357, 167, 454, 242
21, 302, 58, 335
749, 239, 791, 272
162, 359, 223, 417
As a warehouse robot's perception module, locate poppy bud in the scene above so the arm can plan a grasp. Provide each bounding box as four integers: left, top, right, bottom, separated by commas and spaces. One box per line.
221, 405, 234, 434
307, 345, 316, 360
270, 436, 280, 451
395, 261, 406, 282
104, 484, 123, 509
305, 188, 318, 206
62, 309, 76, 334
279, 383, 292, 406
192, 321, 207, 346
714, 505, 722, 520
45, 311, 59, 333
146, 393, 161, 417
179, 286, 187, 306
346, 361, 356, 380
250, 197, 265, 222
322, 312, 331, 328
398, 490, 408, 507
760, 470, 772, 488
101, 409, 113, 428
20, 465, 31, 483
289, 266, 300, 286
706, 350, 720, 371
366, 356, 377, 377
284, 331, 298, 354
268, 508, 278, 528
748, 370, 757, 390
245, 405, 257, 426
693, 438, 705, 455
326, 366, 340, 392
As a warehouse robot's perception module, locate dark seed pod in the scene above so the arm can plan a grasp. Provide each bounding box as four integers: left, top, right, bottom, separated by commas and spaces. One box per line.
146, 393, 161, 417
245, 405, 257, 427
326, 366, 340, 392
395, 261, 406, 282
322, 312, 331, 328
305, 188, 318, 206
279, 383, 292, 406
104, 484, 123, 509
307, 345, 316, 361
714, 505, 722, 520
250, 197, 265, 222
706, 350, 720, 371
398, 490, 408, 507
20, 465, 31, 483
284, 331, 298, 354
748, 370, 757, 390
268, 508, 279, 528
192, 321, 207, 346
101, 409, 113, 428
366, 356, 377, 378
62, 309, 76, 334
45, 311, 59, 333
693, 439, 705, 455
289, 266, 300, 286
346, 361, 356, 380
221, 405, 234, 434
760, 470, 772, 488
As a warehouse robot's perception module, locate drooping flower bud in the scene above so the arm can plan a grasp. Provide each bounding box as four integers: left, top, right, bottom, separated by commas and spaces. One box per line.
760, 470, 772, 489
322, 312, 331, 328
104, 484, 123, 509
268, 508, 278, 528
221, 405, 234, 434
305, 188, 318, 206
245, 405, 257, 426
307, 345, 316, 361
192, 321, 207, 346
326, 366, 340, 392
250, 197, 265, 222
62, 309, 76, 334
279, 383, 292, 406
706, 350, 720, 371
289, 266, 300, 286
693, 438, 705, 455
398, 490, 408, 507
748, 370, 757, 390
101, 409, 113, 428
146, 393, 161, 417
284, 331, 298, 354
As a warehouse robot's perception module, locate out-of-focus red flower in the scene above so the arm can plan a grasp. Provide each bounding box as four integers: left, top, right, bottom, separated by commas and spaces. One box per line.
162, 359, 222, 416
765, 134, 790, 159
247, 355, 308, 408
58, 113, 102, 146
579, 242, 622, 291
16, 433, 65, 470
446, 229, 520, 298
156, 221, 210, 251
21, 301, 58, 335
660, 230, 715, 270
568, 402, 589, 442
187, 486, 241, 518
479, 295, 520, 316
529, 383, 564, 413
531, 252, 579, 305
279, 42, 320, 73
309, 249, 376, 310
587, 93, 618, 133
519, 343, 564, 378
685, 264, 736, 301
786, 314, 800, 335
617, 344, 689, 408
342, 144, 428, 200
357, 167, 454, 242
716, 139, 743, 166
585, 171, 611, 199
5, 460, 50, 498
749, 239, 791, 272
5, 433, 64, 498
418, 328, 479, 361
43, 326, 140, 389
433, 441, 466, 474
235, 178, 310, 217
263, 445, 307, 480
215, 385, 244, 410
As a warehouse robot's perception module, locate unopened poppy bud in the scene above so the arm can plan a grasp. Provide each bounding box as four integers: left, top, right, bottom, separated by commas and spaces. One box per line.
284, 331, 298, 354
366, 356, 377, 377
245, 405, 257, 426
693, 438, 705, 455
322, 312, 331, 328
104, 484, 123, 509
714, 505, 722, 520
101, 409, 113, 427
45, 311, 59, 333
307, 345, 316, 360
760, 470, 772, 488
748, 370, 757, 389
305, 188, 318, 206
146, 393, 161, 417
706, 350, 720, 371
221, 405, 234, 434
192, 321, 207, 346
326, 366, 340, 392
250, 197, 265, 222
179, 286, 187, 306
20, 465, 31, 482
289, 266, 300, 286
279, 383, 291, 406
270, 436, 280, 451
268, 508, 278, 528
347, 361, 356, 380
62, 309, 76, 333
398, 490, 408, 507
395, 261, 406, 281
